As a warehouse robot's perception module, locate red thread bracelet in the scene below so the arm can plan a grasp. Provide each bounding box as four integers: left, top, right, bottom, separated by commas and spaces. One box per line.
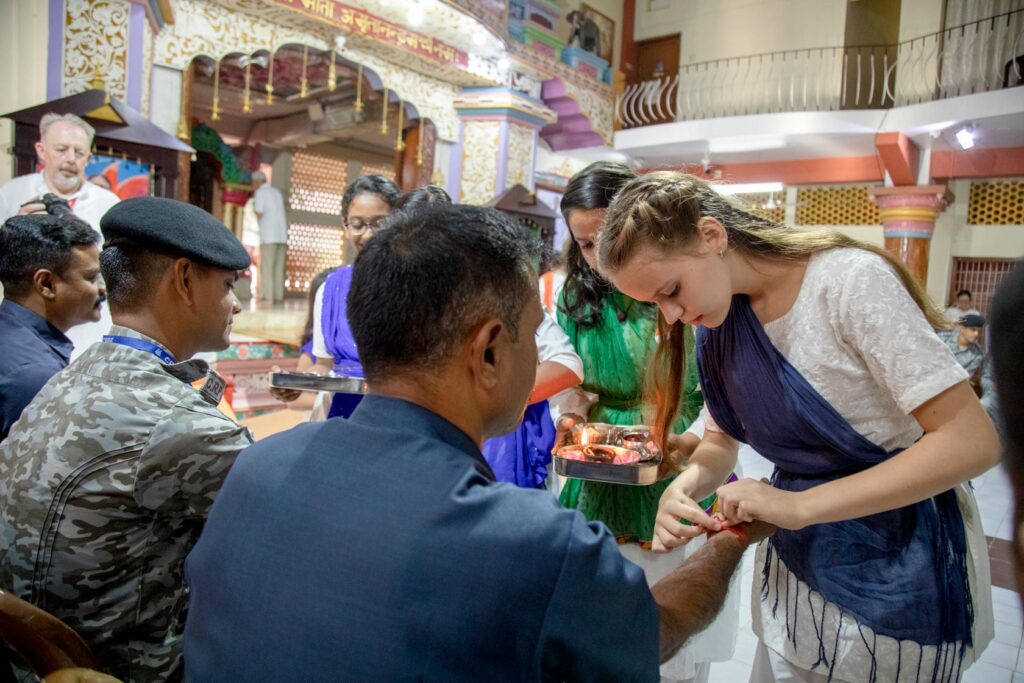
716, 524, 748, 544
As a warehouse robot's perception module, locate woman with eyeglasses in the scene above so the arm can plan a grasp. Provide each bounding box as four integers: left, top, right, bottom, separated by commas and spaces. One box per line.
271, 175, 400, 418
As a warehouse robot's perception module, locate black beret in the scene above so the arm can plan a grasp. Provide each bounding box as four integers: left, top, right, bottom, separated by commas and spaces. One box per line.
961, 313, 985, 328
100, 197, 251, 271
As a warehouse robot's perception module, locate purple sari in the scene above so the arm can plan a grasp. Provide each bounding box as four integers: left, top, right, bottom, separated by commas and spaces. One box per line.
320, 266, 364, 418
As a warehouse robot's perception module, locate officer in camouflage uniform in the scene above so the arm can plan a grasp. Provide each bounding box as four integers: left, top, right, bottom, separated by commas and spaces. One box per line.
0, 197, 253, 682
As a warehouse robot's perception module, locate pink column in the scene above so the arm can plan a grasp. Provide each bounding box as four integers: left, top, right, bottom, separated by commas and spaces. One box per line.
868, 186, 952, 285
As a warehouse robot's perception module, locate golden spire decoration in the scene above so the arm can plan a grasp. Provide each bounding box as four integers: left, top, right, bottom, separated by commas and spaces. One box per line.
242, 58, 252, 113
211, 59, 221, 121
416, 117, 424, 166
89, 66, 110, 105
380, 87, 389, 135
354, 63, 363, 113
395, 100, 405, 152
176, 73, 190, 141
328, 49, 337, 92
266, 49, 275, 104
300, 45, 309, 99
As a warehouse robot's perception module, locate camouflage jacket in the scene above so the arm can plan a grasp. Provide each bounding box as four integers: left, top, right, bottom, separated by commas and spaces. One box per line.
0, 325, 252, 682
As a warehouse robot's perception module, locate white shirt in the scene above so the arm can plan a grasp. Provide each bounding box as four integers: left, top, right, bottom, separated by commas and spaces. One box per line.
240, 199, 262, 248
252, 184, 288, 244
704, 247, 967, 451
0, 172, 119, 228
0, 172, 120, 361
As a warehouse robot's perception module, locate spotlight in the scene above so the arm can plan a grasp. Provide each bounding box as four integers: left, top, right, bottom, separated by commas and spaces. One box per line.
408, 2, 424, 27
497, 56, 510, 71
335, 34, 347, 51
955, 126, 975, 150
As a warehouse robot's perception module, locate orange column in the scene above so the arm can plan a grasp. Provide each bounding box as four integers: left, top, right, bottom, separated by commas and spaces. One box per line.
868, 186, 952, 285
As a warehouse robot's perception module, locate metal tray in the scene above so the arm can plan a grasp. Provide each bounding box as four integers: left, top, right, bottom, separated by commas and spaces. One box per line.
270, 372, 368, 394
553, 456, 658, 486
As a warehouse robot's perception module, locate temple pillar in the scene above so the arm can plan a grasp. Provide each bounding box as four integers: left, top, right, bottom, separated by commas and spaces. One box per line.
452, 87, 556, 205
868, 186, 953, 285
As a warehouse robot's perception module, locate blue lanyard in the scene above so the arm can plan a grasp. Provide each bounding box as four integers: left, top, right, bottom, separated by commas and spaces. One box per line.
102, 335, 177, 364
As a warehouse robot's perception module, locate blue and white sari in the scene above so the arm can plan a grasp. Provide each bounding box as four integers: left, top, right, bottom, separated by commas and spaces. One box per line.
697, 295, 991, 682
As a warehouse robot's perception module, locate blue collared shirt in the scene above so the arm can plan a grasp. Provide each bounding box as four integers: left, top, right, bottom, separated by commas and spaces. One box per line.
184, 394, 659, 682
0, 299, 73, 442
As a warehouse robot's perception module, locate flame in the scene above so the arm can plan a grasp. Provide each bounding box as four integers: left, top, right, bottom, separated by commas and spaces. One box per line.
580, 428, 589, 447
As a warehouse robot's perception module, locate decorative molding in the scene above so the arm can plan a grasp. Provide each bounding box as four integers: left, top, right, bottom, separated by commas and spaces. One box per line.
155, 0, 460, 141
155, 0, 331, 68
454, 86, 556, 129
506, 122, 535, 190
460, 120, 500, 204
141, 18, 154, 115
63, 0, 131, 99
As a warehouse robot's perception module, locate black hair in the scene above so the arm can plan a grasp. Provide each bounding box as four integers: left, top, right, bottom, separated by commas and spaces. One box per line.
341, 175, 401, 221
558, 161, 636, 326
348, 204, 539, 381
301, 267, 338, 347
99, 246, 176, 312
0, 214, 99, 297
395, 185, 452, 213
957, 289, 972, 300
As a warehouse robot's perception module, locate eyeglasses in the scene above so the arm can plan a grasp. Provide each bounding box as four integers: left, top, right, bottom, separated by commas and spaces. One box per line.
345, 217, 387, 234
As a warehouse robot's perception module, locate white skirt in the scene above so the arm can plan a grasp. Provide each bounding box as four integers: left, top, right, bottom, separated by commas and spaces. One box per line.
620, 537, 742, 682
752, 483, 994, 682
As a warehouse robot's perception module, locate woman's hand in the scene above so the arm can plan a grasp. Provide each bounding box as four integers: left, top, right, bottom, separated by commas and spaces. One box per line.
716, 477, 808, 530
657, 431, 701, 479
551, 412, 586, 454
268, 365, 301, 403
651, 477, 723, 553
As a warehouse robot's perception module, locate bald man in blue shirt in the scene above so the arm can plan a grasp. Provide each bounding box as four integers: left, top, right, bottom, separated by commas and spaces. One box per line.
184, 205, 770, 681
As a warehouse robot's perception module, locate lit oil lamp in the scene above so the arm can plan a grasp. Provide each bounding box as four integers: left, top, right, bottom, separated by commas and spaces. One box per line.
556, 427, 641, 465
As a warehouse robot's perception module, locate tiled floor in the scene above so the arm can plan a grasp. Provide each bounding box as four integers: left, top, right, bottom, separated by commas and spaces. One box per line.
707, 447, 1023, 683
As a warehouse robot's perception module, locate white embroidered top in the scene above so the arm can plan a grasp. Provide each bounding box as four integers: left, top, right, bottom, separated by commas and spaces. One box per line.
706, 247, 967, 451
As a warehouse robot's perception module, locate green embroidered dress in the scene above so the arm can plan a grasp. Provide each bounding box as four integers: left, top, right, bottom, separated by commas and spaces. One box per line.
557, 291, 704, 545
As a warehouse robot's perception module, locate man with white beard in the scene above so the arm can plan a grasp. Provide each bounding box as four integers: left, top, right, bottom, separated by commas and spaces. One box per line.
0, 113, 120, 358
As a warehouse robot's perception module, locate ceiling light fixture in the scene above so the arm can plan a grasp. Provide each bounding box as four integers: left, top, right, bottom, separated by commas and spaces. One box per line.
708, 135, 787, 154
408, 2, 424, 27
955, 125, 975, 150
714, 182, 784, 196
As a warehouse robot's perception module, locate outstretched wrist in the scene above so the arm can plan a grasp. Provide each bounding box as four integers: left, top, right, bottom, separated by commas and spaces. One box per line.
715, 524, 749, 545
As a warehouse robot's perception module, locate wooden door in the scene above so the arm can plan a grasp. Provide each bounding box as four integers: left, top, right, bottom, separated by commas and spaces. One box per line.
634, 34, 680, 125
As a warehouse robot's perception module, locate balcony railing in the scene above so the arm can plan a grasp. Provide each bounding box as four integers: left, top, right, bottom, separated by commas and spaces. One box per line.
616, 9, 1024, 128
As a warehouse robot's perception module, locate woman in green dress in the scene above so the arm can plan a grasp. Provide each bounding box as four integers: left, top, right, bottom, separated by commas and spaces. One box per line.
555, 161, 738, 683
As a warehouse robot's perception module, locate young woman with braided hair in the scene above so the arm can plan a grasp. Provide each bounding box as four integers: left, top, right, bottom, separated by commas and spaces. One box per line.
596, 171, 998, 682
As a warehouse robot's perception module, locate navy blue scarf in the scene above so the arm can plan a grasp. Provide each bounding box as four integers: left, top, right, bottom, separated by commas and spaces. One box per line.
697, 295, 972, 677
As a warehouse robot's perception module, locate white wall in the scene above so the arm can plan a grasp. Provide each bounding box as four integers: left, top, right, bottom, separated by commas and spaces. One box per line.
0, 0, 49, 184
898, 0, 945, 41
634, 0, 847, 66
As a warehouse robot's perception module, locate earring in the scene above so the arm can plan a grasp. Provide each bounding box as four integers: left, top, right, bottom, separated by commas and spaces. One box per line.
719, 249, 725, 258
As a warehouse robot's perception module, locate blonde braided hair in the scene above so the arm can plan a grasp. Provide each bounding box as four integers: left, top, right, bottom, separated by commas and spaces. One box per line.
597, 171, 949, 449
